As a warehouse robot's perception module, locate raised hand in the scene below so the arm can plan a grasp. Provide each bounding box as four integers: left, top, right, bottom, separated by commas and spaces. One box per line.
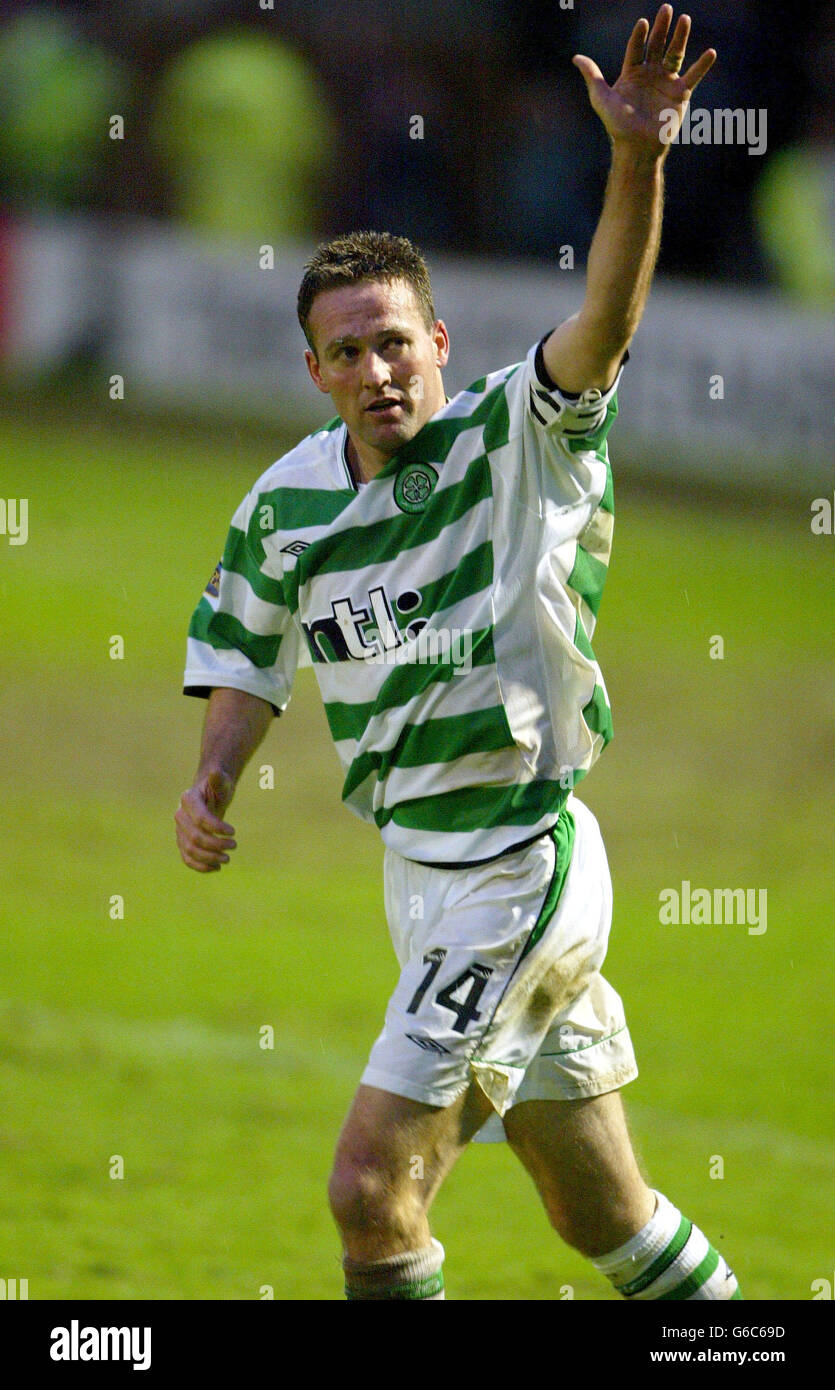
573, 5, 716, 158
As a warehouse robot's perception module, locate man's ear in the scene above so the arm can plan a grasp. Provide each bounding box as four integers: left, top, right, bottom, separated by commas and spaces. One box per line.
433, 319, 450, 369
305, 348, 329, 393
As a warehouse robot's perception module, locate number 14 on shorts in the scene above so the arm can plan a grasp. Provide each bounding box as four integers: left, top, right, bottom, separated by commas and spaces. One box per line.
406, 949, 494, 1034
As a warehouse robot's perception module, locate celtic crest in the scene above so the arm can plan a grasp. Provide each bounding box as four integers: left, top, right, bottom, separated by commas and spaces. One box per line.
394, 463, 439, 514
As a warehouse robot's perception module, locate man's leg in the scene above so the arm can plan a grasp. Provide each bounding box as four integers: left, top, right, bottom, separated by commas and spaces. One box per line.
328, 1079, 495, 1299
504, 1091, 654, 1254
504, 1090, 741, 1298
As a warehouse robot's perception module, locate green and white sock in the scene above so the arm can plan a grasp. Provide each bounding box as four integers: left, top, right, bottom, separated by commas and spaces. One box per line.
343, 1237, 445, 1300
591, 1191, 741, 1300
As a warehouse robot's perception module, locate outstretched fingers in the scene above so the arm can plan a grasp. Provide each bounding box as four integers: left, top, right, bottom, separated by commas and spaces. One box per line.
618, 6, 717, 96
645, 3, 673, 64
621, 16, 650, 74
662, 12, 691, 73
680, 45, 717, 94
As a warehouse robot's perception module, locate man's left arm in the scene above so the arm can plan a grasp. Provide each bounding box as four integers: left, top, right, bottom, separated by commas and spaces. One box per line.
543, 4, 716, 396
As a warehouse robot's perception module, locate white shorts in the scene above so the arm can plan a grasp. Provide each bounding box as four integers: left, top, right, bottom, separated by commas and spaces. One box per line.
361, 795, 638, 1141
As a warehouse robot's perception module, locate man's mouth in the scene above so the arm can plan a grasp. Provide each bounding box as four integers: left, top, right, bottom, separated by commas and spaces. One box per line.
366, 398, 404, 414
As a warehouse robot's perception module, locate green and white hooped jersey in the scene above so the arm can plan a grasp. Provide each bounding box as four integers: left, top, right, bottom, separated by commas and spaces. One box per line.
184, 338, 622, 864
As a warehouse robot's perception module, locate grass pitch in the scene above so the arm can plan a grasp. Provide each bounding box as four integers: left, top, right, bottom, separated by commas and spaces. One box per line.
1, 402, 831, 1299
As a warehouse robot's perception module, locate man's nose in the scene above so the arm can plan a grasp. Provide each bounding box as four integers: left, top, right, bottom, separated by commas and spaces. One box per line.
362, 351, 391, 387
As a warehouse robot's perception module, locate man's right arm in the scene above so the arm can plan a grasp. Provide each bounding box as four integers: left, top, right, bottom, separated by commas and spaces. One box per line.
175, 687, 274, 873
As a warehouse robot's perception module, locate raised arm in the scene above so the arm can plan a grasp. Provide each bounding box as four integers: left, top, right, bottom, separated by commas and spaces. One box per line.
175, 687, 274, 872
543, 4, 716, 394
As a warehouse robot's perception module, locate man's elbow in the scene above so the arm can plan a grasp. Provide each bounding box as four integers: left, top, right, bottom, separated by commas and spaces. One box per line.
543, 322, 629, 395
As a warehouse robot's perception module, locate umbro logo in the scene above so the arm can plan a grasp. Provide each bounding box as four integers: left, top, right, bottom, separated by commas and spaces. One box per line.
204, 561, 222, 597
281, 540, 309, 556
405, 1033, 450, 1055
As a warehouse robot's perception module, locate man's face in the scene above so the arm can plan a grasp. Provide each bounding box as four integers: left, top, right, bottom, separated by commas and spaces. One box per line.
304, 278, 449, 470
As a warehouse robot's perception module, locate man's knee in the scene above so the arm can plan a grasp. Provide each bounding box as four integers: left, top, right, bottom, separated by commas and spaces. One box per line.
534, 1180, 649, 1255
328, 1155, 423, 1241
328, 1081, 489, 1243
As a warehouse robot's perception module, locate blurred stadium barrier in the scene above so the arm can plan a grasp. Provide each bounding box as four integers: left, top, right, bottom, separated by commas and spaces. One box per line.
2, 214, 832, 495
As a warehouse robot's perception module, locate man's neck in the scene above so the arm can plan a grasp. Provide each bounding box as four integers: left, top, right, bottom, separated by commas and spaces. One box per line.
345, 434, 390, 486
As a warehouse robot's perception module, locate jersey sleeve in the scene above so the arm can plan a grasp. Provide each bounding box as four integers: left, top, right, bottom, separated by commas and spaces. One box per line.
183, 488, 302, 715
524, 333, 627, 449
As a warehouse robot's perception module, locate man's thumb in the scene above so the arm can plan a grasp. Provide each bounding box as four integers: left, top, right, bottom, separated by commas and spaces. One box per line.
572, 54, 605, 94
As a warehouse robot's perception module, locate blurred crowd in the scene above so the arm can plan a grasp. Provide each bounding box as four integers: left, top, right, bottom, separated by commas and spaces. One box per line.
0, 0, 832, 301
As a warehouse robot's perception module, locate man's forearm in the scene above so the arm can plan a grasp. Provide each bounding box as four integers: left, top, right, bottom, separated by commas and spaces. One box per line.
543, 147, 664, 393
196, 687, 274, 786
584, 147, 664, 359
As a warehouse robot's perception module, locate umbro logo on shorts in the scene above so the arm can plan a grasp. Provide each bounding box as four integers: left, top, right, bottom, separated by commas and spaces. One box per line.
405, 1033, 450, 1055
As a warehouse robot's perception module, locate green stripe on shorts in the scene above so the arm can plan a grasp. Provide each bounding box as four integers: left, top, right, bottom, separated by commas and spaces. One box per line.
518, 807, 576, 962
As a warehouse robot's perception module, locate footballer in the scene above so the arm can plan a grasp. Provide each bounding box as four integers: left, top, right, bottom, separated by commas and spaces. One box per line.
176, 7, 740, 1300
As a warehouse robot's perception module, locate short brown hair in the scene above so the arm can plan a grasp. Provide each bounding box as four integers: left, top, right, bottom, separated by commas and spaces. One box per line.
297, 230, 435, 352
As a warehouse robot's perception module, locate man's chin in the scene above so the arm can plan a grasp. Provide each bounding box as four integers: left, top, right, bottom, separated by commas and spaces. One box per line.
363, 411, 417, 452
